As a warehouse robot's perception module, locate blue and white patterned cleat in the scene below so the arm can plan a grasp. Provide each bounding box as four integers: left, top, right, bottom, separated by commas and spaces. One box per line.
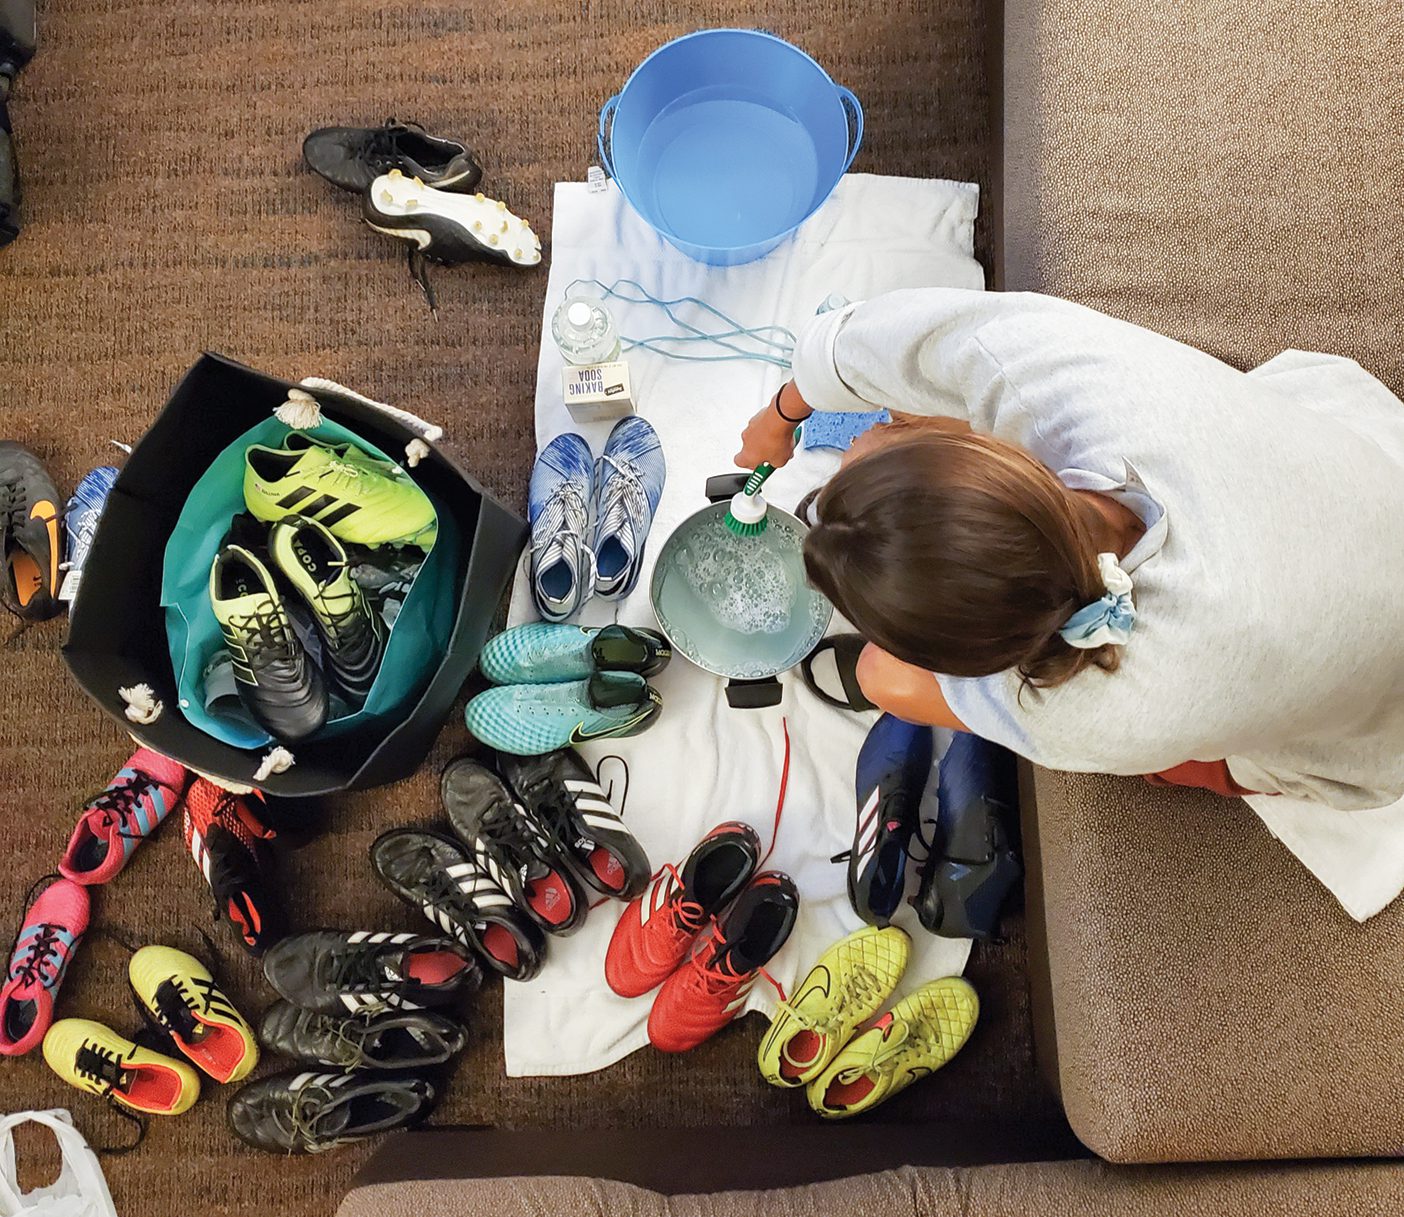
528, 433, 597, 622
592, 417, 666, 601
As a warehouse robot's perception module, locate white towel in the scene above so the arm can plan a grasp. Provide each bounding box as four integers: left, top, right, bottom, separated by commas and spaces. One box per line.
1246, 792, 1404, 922
501, 173, 985, 1076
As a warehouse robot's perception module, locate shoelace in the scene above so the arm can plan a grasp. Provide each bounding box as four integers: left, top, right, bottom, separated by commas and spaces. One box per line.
74, 1041, 126, 1092
531, 483, 596, 588
11, 922, 63, 988
151, 975, 225, 1040
308, 560, 374, 645
301, 1009, 381, 1065
479, 799, 550, 872
328, 944, 403, 994
85, 774, 152, 842
833, 1017, 928, 1085
679, 923, 787, 1003
775, 963, 886, 1070
593, 454, 650, 553
227, 602, 298, 671
420, 865, 485, 926
316, 457, 379, 492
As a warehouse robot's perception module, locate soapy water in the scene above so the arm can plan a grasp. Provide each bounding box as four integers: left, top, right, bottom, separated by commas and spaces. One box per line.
654, 510, 832, 678
677, 515, 795, 635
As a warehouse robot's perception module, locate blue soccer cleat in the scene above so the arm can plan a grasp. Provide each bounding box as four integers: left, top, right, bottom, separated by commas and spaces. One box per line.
592, 417, 666, 600
528, 433, 596, 622
844, 713, 934, 927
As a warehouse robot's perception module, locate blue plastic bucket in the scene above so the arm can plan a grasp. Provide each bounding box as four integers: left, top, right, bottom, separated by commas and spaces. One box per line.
598, 29, 863, 266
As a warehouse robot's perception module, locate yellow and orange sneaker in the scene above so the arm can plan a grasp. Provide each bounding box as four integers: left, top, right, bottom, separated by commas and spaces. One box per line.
806, 977, 979, 1119
129, 946, 259, 1084
42, 1018, 200, 1116
757, 925, 910, 1088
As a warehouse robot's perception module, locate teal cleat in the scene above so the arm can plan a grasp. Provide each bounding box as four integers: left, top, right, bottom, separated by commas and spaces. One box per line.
464, 672, 662, 756
479, 623, 672, 686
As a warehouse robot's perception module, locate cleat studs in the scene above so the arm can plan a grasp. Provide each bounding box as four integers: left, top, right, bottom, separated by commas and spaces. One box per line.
489, 233, 499, 244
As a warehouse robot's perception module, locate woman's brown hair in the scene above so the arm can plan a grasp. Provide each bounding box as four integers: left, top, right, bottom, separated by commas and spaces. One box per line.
803, 423, 1119, 687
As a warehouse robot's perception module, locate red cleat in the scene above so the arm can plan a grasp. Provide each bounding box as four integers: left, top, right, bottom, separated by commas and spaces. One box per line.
183, 779, 286, 956
0, 878, 90, 1056
59, 748, 189, 885
604, 821, 760, 999
647, 872, 799, 1054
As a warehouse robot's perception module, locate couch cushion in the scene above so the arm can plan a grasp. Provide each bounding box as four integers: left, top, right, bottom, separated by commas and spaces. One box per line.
1000, 0, 1404, 397
336, 1159, 1404, 1217
1000, 0, 1404, 1163
1028, 769, 1404, 1162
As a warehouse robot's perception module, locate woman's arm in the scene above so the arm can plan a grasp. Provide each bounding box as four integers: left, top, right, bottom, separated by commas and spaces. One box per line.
855, 643, 969, 732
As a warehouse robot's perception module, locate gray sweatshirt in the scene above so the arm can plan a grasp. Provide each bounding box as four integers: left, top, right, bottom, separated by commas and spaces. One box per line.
793, 288, 1404, 810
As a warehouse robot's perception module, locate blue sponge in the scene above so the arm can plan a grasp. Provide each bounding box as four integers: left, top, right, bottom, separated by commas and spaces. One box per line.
799, 409, 891, 452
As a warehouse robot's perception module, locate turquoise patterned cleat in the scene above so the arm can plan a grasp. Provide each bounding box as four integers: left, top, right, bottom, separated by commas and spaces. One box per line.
464, 672, 662, 756
479, 623, 672, 686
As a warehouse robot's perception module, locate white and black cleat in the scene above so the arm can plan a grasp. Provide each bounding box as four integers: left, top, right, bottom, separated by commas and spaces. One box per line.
364, 169, 541, 267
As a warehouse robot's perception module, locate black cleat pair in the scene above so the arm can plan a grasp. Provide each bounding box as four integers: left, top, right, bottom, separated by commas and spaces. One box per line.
232, 928, 477, 1153
302, 119, 541, 313
371, 749, 651, 982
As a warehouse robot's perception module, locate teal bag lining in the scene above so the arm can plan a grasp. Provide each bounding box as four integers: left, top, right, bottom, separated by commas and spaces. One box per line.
161, 418, 458, 750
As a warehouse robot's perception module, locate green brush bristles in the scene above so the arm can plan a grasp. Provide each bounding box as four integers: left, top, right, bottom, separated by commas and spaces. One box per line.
724, 462, 776, 536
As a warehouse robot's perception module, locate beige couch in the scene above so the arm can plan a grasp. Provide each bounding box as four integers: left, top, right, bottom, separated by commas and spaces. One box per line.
339, 1, 1404, 1209
1003, 0, 1404, 1166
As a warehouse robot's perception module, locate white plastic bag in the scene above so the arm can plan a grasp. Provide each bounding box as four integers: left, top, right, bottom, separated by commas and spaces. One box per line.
0, 1110, 117, 1217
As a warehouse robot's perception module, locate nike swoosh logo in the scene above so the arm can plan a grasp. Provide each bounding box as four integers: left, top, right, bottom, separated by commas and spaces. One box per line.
568, 709, 652, 745
30, 500, 60, 596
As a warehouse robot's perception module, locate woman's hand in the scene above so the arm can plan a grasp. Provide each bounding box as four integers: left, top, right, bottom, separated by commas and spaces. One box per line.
735, 382, 812, 470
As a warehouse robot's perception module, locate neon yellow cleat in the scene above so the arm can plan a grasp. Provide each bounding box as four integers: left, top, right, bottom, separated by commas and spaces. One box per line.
42, 1018, 201, 1116
758, 925, 910, 1088
129, 946, 259, 1084
243, 441, 436, 549
806, 977, 979, 1118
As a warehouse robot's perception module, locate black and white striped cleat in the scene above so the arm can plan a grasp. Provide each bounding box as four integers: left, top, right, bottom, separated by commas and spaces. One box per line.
371, 827, 547, 982
497, 750, 652, 900
261, 929, 479, 1017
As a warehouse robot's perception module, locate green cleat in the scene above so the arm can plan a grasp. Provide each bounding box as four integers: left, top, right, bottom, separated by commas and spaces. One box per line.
243, 441, 436, 550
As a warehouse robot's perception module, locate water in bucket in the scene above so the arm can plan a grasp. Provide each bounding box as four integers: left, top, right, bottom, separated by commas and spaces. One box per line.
636, 86, 820, 249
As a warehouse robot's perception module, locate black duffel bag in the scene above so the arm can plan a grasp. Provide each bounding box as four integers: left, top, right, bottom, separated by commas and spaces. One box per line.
63, 353, 526, 796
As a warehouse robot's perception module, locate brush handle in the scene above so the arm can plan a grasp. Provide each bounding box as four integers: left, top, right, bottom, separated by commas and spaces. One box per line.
743, 462, 776, 497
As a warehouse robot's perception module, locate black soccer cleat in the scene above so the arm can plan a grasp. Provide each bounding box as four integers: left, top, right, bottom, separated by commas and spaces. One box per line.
371, 827, 546, 982
441, 758, 588, 936
363, 169, 542, 269
261, 930, 480, 1017
269, 515, 386, 706
258, 1000, 468, 1071
844, 713, 934, 927
0, 441, 63, 619
497, 750, 652, 900
208, 544, 329, 743
912, 733, 1023, 939
302, 118, 483, 195
228, 1068, 438, 1154
0, 92, 17, 249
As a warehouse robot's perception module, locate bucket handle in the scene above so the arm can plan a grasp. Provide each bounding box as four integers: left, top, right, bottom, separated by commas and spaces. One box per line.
597, 93, 621, 179
298, 377, 444, 445
835, 85, 864, 175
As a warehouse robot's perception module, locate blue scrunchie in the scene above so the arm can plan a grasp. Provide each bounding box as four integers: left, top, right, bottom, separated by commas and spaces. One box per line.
1059, 553, 1137, 650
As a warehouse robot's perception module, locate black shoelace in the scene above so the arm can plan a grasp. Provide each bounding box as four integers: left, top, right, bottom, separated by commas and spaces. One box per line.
227, 603, 299, 673
86, 774, 152, 842
11, 922, 61, 987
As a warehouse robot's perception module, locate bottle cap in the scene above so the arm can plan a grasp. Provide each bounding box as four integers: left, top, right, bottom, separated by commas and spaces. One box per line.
567, 301, 593, 328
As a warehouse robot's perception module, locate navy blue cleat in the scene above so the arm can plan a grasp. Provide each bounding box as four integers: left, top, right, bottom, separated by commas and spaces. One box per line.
843, 713, 934, 926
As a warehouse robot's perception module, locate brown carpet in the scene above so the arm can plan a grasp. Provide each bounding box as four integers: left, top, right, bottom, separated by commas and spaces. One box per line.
0, 2, 1054, 1214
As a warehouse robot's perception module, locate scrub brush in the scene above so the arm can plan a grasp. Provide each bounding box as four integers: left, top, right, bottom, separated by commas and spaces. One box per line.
724, 463, 776, 537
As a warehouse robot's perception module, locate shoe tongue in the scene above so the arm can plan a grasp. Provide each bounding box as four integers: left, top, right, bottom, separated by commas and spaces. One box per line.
221, 590, 279, 620
587, 671, 643, 710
